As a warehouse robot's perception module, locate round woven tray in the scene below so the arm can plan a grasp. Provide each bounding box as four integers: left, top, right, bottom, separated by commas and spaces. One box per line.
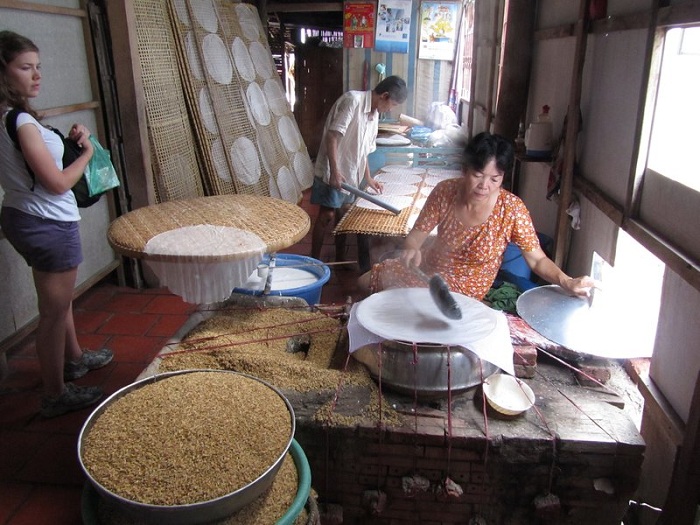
107, 195, 310, 262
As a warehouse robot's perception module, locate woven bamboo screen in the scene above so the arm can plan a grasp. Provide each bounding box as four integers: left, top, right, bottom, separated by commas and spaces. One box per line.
131, 1, 205, 202
166, 0, 314, 202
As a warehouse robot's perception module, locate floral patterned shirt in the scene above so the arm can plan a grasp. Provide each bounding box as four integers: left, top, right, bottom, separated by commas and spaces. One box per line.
370, 179, 540, 300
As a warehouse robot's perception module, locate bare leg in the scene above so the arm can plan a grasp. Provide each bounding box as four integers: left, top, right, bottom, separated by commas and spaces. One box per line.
32, 267, 78, 397
64, 307, 82, 362
312, 205, 337, 260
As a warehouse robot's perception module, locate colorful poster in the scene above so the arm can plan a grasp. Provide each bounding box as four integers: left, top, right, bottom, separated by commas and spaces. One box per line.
418, 1, 461, 61
375, 0, 413, 54
343, 2, 376, 48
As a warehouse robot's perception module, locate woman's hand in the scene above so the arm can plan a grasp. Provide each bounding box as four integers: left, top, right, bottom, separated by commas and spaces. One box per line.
560, 275, 596, 298
68, 123, 94, 160
399, 248, 422, 269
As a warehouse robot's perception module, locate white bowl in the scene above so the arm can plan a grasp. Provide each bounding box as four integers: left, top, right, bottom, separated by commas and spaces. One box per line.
482, 373, 535, 416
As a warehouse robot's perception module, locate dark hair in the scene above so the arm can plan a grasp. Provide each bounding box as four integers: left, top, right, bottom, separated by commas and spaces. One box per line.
374, 75, 408, 104
0, 30, 39, 115
462, 132, 514, 175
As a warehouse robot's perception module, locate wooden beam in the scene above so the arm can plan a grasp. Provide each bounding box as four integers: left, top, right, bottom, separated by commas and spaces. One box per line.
553, 0, 590, 268
266, 2, 342, 13
573, 175, 624, 227
533, 1, 700, 41
623, 219, 700, 292
0, 0, 85, 17
659, 369, 700, 524
37, 101, 100, 118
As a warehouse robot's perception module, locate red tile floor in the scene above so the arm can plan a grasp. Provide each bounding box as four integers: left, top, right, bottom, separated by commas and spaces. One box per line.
0, 193, 368, 524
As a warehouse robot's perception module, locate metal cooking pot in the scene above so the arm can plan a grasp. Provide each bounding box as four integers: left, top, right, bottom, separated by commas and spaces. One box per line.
352, 340, 498, 399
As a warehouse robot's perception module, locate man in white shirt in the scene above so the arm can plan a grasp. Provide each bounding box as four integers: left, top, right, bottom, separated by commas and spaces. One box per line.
311, 76, 407, 270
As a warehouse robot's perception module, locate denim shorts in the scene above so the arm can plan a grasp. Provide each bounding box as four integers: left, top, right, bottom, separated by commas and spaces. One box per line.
309, 177, 355, 209
0, 206, 82, 272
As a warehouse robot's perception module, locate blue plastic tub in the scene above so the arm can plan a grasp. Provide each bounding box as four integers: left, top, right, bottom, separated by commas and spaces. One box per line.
233, 253, 331, 306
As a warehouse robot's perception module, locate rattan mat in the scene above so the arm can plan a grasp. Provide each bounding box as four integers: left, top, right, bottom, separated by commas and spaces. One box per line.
108, 195, 310, 261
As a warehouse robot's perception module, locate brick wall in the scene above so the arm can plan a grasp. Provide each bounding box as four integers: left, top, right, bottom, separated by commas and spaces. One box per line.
290, 361, 644, 525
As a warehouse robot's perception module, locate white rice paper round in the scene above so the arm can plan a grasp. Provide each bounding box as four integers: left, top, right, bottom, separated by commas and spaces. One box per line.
198, 87, 217, 134
202, 33, 232, 85
246, 82, 271, 126
231, 37, 256, 82
172, 0, 190, 26
264, 79, 288, 116
293, 152, 314, 185
270, 166, 299, 202
250, 41, 274, 79
230, 136, 261, 185
191, 0, 218, 33
278, 116, 300, 152
186, 32, 204, 81
211, 138, 232, 182
235, 4, 261, 41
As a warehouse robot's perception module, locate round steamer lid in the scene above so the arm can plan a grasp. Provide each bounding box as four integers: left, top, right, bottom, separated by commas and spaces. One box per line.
356, 287, 498, 345
107, 195, 310, 262
516, 285, 652, 359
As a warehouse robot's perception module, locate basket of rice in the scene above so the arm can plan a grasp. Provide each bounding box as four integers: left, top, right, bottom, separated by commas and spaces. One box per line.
78, 369, 295, 525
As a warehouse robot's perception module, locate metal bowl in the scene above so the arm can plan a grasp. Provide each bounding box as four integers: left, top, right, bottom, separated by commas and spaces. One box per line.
352, 340, 498, 399
77, 369, 295, 525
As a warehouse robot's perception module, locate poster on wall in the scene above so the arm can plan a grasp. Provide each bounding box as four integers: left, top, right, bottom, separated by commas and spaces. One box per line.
343, 2, 376, 48
375, 0, 413, 54
418, 1, 461, 61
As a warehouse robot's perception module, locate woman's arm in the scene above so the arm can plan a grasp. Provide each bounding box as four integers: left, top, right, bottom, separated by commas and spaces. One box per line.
17, 123, 93, 195
400, 228, 430, 268
522, 247, 594, 297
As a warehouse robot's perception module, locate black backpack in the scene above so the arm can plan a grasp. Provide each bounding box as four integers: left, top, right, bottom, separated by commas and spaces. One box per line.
4, 108, 101, 208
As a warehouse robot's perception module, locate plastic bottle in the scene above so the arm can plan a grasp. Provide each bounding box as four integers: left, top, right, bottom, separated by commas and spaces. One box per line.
525, 105, 553, 158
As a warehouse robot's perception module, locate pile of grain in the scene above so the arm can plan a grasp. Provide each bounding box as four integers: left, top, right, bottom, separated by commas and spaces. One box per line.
96, 452, 309, 525
158, 307, 372, 392
81, 371, 291, 506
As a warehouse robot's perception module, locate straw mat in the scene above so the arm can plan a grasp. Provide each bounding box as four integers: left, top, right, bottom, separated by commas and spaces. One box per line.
334, 166, 462, 236
133, 0, 205, 202
168, 0, 313, 202
334, 205, 414, 237
108, 195, 310, 261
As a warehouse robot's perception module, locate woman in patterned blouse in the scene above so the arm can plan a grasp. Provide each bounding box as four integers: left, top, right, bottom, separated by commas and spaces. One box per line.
358, 132, 593, 300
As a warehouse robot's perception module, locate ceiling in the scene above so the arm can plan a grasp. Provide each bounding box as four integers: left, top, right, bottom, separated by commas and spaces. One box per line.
264, 1, 343, 29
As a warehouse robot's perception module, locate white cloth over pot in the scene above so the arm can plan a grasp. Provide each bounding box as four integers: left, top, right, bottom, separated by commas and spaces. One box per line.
143, 225, 266, 304
347, 288, 515, 375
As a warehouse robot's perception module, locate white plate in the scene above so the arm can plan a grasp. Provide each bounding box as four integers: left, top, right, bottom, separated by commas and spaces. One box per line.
355, 195, 414, 211
380, 165, 426, 175
375, 172, 423, 185
355, 288, 498, 344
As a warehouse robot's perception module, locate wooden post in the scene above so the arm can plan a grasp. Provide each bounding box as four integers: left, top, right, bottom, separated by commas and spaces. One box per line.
658, 369, 700, 524
553, 0, 591, 268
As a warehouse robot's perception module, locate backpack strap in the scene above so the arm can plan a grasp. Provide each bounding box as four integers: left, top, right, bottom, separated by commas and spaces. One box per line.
4, 108, 36, 191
